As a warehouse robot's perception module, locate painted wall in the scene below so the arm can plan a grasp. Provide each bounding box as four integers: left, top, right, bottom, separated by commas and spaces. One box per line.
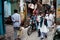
4, 0, 19, 15
11, 2, 19, 15
4, 1, 11, 17
0, 0, 5, 35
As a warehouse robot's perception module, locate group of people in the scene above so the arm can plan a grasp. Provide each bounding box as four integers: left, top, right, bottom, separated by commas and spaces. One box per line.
37, 11, 55, 39
27, 1, 56, 40
11, 0, 56, 40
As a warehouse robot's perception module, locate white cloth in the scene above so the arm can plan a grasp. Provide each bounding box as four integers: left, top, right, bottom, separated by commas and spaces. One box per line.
28, 3, 34, 9
40, 25, 49, 33
37, 16, 49, 33
51, 5, 54, 9
52, 13, 55, 22
40, 20, 49, 33
38, 23, 40, 29
37, 15, 41, 22
51, 5, 54, 10
37, 15, 41, 29
34, 4, 37, 10
53, 13, 55, 18
57, 25, 60, 29
49, 14, 54, 21
45, 14, 54, 27
11, 13, 21, 27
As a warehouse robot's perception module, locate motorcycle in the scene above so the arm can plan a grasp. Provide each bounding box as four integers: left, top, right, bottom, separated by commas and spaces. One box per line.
53, 25, 60, 40
27, 19, 36, 36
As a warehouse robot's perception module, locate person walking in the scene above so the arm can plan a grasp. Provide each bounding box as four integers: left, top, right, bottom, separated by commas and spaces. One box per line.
45, 11, 54, 31
31, 13, 37, 31
39, 13, 49, 40
11, 9, 21, 40
37, 13, 41, 37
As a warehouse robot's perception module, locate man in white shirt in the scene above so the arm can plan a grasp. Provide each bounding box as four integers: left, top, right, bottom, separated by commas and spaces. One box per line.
11, 9, 21, 40
45, 11, 54, 32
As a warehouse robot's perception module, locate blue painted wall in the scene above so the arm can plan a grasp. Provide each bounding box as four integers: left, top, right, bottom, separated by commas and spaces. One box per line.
0, 0, 5, 35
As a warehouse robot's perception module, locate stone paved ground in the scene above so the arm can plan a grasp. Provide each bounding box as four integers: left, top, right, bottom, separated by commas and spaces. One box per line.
5, 25, 55, 40
5, 25, 14, 40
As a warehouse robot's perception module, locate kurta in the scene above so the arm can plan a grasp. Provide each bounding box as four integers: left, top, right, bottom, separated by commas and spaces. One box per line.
40, 18, 49, 33
37, 15, 41, 29
46, 14, 54, 27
